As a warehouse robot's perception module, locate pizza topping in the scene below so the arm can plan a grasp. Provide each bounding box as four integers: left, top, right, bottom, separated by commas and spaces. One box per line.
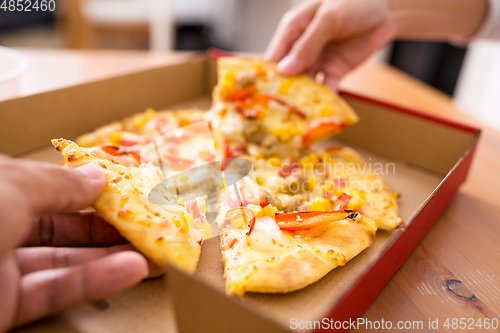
181, 213, 194, 228
186, 198, 202, 219
266, 96, 307, 119
199, 223, 213, 240
267, 156, 282, 168
278, 80, 291, 95
224, 207, 256, 236
246, 204, 264, 218
275, 210, 358, 231
303, 117, 346, 147
109, 132, 122, 147
236, 95, 269, 119
164, 154, 195, 168
132, 108, 156, 128
277, 163, 299, 178
309, 197, 332, 211
333, 193, 351, 210
262, 205, 279, 218
319, 106, 333, 117
223, 85, 257, 102
102, 146, 119, 156
253, 216, 280, 238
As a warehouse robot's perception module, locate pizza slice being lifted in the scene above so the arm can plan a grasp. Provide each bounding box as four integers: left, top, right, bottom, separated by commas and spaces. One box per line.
52, 138, 211, 273
206, 57, 359, 159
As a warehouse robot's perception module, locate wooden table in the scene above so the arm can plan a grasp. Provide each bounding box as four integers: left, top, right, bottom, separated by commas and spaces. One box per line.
15, 49, 500, 332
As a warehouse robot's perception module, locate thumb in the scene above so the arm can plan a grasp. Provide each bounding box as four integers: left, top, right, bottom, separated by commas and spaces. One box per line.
5, 159, 107, 215
0, 157, 106, 254
276, 8, 335, 76
28, 164, 106, 215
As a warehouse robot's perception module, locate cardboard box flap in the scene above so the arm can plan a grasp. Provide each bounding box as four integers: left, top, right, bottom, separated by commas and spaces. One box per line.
0, 55, 207, 157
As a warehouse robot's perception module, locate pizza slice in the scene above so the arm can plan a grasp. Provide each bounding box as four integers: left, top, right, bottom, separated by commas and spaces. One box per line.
52, 138, 212, 273
249, 146, 402, 231
216, 181, 377, 295
205, 57, 359, 159
76, 108, 207, 166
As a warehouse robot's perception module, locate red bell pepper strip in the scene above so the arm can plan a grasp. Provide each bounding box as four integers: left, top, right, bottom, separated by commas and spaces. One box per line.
265, 95, 307, 118
303, 117, 346, 147
275, 210, 358, 231
102, 146, 119, 156
223, 86, 257, 102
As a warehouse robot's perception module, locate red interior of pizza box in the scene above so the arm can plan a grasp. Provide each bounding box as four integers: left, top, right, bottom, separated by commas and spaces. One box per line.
0, 55, 479, 333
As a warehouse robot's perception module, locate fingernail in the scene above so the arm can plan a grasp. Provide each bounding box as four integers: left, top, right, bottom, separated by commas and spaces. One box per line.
76, 165, 105, 181
277, 55, 303, 75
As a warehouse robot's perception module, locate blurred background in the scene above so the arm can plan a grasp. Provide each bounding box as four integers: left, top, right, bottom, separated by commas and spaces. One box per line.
0, 0, 499, 130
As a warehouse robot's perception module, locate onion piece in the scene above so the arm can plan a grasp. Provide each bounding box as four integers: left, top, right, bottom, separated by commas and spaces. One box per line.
254, 216, 280, 238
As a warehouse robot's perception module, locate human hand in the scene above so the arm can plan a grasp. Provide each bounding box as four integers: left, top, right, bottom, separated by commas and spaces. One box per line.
0, 156, 163, 331
265, 0, 396, 90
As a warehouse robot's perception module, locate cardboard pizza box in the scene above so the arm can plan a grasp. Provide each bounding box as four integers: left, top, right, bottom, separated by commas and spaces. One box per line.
0, 55, 480, 333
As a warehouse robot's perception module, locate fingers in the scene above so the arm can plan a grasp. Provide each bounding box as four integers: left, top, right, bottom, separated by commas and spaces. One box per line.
15, 245, 165, 278
0, 156, 106, 216
319, 20, 396, 91
276, 3, 339, 76
23, 211, 127, 247
264, 0, 321, 62
14, 251, 148, 327
0, 156, 106, 254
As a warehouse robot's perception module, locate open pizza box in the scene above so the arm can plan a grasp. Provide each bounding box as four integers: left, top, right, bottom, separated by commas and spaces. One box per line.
0, 54, 479, 333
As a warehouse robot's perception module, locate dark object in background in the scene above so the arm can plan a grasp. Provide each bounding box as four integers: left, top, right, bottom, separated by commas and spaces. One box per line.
390, 41, 467, 97
0, 11, 54, 31
176, 24, 213, 51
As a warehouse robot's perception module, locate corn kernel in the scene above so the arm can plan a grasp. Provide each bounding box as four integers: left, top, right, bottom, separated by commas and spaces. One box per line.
263, 205, 279, 218
172, 216, 182, 228
320, 152, 331, 163
308, 176, 317, 190
200, 223, 213, 240
178, 176, 189, 182
181, 213, 194, 228
299, 156, 310, 167
145, 107, 156, 118
133, 108, 156, 128
109, 132, 121, 147
332, 188, 344, 196
319, 106, 333, 117
308, 153, 320, 165
300, 156, 315, 171
247, 204, 263, 218
256, 64, 266, 78
271, 128, 293, 143
268, 157, 282, 168
224, 71, 236, 84
309, 198, 332, 211
347, 191, 365, 210
278, 80, 292, 95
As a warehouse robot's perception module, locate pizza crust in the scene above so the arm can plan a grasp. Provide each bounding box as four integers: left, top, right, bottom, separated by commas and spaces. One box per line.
221, 214, 376, 295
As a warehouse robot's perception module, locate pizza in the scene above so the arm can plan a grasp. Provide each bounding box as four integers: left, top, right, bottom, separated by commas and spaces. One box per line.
218, 190, 377, 295
52, 138, 212, 274
205, 57, 359, 159
249, 146, 402, 231
51, 57, 402, 295
216, 144, 401, 294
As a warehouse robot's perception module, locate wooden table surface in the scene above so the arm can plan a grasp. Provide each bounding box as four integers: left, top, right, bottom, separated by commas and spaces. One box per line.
15, 49, 500, 332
